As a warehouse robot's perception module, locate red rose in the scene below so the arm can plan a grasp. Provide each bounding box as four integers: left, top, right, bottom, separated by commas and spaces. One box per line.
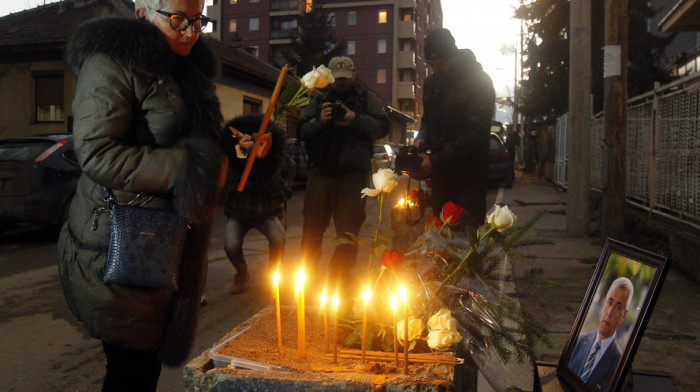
381, 249, 402, 269
425, 215, 442, 231
440, 201, 466, 226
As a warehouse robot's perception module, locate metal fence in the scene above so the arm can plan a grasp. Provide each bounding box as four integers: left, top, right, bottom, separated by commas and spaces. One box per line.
554, 73, 700, 225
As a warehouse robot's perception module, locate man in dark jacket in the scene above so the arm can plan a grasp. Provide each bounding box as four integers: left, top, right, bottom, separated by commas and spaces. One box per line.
412, 29, 495, 227
298, 56, 390, 290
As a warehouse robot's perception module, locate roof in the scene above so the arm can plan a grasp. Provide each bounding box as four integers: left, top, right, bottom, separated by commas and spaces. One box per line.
0, 0, 134, 47
659, 0, 700, 33
0, 0, 282, 86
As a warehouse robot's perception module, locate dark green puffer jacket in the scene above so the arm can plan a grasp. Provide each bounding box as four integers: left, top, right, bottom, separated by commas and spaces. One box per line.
58, 16, 227, 366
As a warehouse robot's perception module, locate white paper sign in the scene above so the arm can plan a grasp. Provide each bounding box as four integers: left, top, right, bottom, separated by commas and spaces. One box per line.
604, 45, 621, 78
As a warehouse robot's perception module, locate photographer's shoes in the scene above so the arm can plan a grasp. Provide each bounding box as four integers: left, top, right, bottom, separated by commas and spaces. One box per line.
230, 265, 250, 294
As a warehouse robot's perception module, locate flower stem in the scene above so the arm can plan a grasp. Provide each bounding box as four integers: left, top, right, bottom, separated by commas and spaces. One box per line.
367, 193, 385, 280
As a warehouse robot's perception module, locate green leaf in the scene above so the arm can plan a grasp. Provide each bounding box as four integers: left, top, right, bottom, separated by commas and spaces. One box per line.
277, 79, 302, 107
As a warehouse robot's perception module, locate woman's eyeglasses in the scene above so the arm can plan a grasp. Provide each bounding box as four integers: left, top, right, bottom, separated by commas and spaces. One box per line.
156, 10, 211, 33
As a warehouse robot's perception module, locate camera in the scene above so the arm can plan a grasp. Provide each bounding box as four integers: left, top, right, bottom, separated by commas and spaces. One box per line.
394, 145, 423, 175
329, 101, 346, 121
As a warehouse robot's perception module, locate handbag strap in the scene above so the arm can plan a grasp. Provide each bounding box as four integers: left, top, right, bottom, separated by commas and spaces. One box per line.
100, 186, 153, 209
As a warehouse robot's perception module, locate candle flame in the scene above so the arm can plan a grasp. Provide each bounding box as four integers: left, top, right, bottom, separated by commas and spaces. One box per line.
332, 296, 339, 310
295, 267, 305, 295
272, 270, 280, 285
362, 287, 371, 304
399, 286, 408, 303
390, 295, 397, 312
320, 291, 327, 306
394, 198, 416, 208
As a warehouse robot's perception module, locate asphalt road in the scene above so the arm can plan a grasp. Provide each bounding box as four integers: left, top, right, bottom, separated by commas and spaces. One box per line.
0, 176, 512, 392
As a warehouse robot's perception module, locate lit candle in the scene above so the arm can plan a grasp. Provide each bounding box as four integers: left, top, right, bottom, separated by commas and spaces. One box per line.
332, 295, 339, 364
390, 294, 399, 367
320, 291, 328, 353
361, 287, 371, 363
273, 270, 282, 349
295, 267, 306, 359
399, 285, 409, 374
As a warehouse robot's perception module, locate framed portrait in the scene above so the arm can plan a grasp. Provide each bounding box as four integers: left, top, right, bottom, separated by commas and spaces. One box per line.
557, 238, 670, 392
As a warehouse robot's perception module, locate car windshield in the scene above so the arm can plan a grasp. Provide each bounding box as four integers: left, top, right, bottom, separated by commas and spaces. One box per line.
0, 142, 54, 162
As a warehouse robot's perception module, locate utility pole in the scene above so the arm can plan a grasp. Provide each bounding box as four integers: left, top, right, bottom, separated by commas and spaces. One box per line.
602, 0, 627, 240
512, 45, 518, 129
567, 0, 591, 237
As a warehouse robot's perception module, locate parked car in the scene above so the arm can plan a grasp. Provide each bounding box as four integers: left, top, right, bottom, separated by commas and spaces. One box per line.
488, 133, 514, 188
0, 134, 80, 233
286, 138, 309, 188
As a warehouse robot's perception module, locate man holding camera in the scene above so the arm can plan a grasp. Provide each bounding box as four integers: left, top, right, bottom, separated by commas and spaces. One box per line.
298, 56, 390, 291
411, 29, 495, 227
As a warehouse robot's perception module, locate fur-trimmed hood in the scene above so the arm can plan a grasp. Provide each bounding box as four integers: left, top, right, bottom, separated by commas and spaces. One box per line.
64, 15, 218, 79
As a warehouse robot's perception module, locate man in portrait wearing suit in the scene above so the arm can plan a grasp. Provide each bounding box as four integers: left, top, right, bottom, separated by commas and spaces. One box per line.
567, 277, 634, 392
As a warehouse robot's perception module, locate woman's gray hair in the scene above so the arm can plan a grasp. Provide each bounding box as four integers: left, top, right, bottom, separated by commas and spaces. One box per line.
606, 277, 635, 310
134, 0, 166, 22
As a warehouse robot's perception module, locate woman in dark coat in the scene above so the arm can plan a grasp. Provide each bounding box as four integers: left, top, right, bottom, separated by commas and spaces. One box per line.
58, 0, 227, 390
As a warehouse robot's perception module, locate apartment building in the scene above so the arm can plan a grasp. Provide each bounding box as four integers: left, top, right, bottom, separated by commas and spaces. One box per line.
207, 0, 442, 137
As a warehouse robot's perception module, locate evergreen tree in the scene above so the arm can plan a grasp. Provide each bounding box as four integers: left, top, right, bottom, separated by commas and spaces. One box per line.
515, 0, 673, 122
282, 0, 346, 76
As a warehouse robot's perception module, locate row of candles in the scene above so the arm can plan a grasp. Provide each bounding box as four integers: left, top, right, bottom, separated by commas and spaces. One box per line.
272, 267, 412, 374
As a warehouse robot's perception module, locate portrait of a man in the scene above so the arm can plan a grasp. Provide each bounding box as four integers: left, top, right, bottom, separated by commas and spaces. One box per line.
567, 277, 634, 392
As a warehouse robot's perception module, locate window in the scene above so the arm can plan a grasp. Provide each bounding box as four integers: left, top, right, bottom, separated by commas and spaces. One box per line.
35, 74, 64, 122
402, 12, 412, 21
377, 69, 386, 84
243, 97, 262, 114
402, 40, 411, 51
246, 45, 259, 57
250, 0, 259, 3
378, 10, 387, 24
328, 12, 335, 26
347, 40, 355, 55
348, 11, 356, 25
401, 69, 412, 81
229, 19, 237, 32
249, 17, 259, 31
377, 39, 386, 54
230, 0, 237, 3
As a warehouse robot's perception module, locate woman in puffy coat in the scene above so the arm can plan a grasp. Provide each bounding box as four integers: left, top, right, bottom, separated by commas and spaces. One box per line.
58, 0, 227, 390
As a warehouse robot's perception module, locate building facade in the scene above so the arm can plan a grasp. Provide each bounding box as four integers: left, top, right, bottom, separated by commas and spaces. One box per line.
0, 0, 291, 140
207, 0, 441, 140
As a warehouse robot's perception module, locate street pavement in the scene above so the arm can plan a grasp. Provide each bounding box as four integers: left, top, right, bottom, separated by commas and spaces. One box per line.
1, 170, 697, 391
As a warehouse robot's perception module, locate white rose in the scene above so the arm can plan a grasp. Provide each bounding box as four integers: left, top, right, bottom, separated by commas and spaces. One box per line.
301, 65, 334, 90
487, 205, 517, 231
426, 329, 462, 351
361, 168, 398, 198
397, 316, 424, 345
427, 308, 457, 331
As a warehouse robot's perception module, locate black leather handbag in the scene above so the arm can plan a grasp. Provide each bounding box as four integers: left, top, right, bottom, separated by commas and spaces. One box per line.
102, 188, 189, 291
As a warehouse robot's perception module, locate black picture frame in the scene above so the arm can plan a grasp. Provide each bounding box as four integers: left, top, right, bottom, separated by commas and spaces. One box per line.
557, 238, 670, 392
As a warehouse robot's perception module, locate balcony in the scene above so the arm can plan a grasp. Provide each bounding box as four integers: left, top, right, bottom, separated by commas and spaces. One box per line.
398, 51, 415, 69
397, 81, 415, 100
399, 0, 416, 9
270, 0, 301, 12
398, 20, 416, 40
270, 29, 298, 39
